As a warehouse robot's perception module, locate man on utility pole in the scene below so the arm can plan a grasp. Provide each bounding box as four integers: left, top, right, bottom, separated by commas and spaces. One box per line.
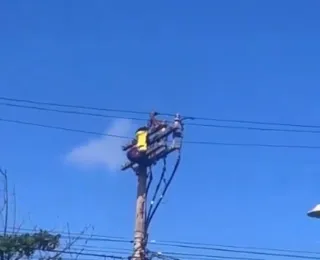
121, 112, 184, 260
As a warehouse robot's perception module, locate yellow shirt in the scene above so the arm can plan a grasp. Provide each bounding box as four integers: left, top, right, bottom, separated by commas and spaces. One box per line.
135, 130, 148, 152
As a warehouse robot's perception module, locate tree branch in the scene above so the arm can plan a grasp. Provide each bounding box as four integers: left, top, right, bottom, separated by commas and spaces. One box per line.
50, 225, 94, 260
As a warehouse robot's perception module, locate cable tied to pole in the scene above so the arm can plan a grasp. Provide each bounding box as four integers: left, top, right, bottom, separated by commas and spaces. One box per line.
145, 114, 187, 231
145, 151, 181, 230
144, 166, 153, 251
146, 167, 153, 197
146, 159, 166, 224
143, 160, 167, 252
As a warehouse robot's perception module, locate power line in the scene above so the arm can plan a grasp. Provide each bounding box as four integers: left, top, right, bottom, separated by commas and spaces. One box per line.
34, 228, 320, 257
5, 102, 320, 135
70, 239, 320, 260
2, 117, 320, 150
73, 248, 265, 260
0, 118, 129, 139
146, 154, 181, 230
0, 97, 150, 116
184, 140, 320, 149
50, 242, 320, 260
7, 228, 320, 259
151, 240, 320, 256
8, 97, 320, 260
4, 101, 320, 135
68, 245, 265, 260
8, 229, 320, 260
52, 249, 127, 259
4, 227, 132, 242
188, 122, 320, 134
150, 251, 264, 260
65, 242, 320, 260
151, 242, 320, 260
70, 246, 132, 254
0, 102, 147, 122
2, 96, 320, 130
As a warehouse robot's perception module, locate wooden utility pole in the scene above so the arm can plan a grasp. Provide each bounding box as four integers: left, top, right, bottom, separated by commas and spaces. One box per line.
133, 166, 147, 260
122, 112, 185, 260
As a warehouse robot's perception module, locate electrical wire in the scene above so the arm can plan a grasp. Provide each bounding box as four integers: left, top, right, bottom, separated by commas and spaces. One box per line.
67, 244, 265, 260
188, 121, 320, 134
49, 243, 320, 260
0, 102, 146, 122
145, 166, 153, 239
6, 228, 320, 260
59, 235, 131, 244
149, 250, 264, 260
150, 242, 320, 260
146, 167, 153, 199
69, 246, 266, 260
0, 97, 150, 116
53, 245, 268, 260
3, 117, 320, 150
146, 153, 181, 230
3, 227, 132, 241
9, 227, 320, 258
0, 118, 129, 139
150, 239, 320, 256
68, 246, 132, 254
146, 159, 167, 227
51, 249, 127, 259
3, 98, 320, 260
5, 101, 320, 135
3, 96, 320, 130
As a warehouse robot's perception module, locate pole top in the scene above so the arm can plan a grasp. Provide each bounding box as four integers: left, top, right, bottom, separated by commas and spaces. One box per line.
150, 111, 159, 117
174, 113, 181, 121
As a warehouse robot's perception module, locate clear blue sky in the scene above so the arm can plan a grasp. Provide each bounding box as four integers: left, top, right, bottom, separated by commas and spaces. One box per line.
1, 0, 320, 256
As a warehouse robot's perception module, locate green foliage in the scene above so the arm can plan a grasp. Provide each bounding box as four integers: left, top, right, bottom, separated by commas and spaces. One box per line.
0, 230, 61, 259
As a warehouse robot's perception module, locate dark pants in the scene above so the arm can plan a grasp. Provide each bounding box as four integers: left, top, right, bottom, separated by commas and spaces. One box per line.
127, 147, 148, 165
